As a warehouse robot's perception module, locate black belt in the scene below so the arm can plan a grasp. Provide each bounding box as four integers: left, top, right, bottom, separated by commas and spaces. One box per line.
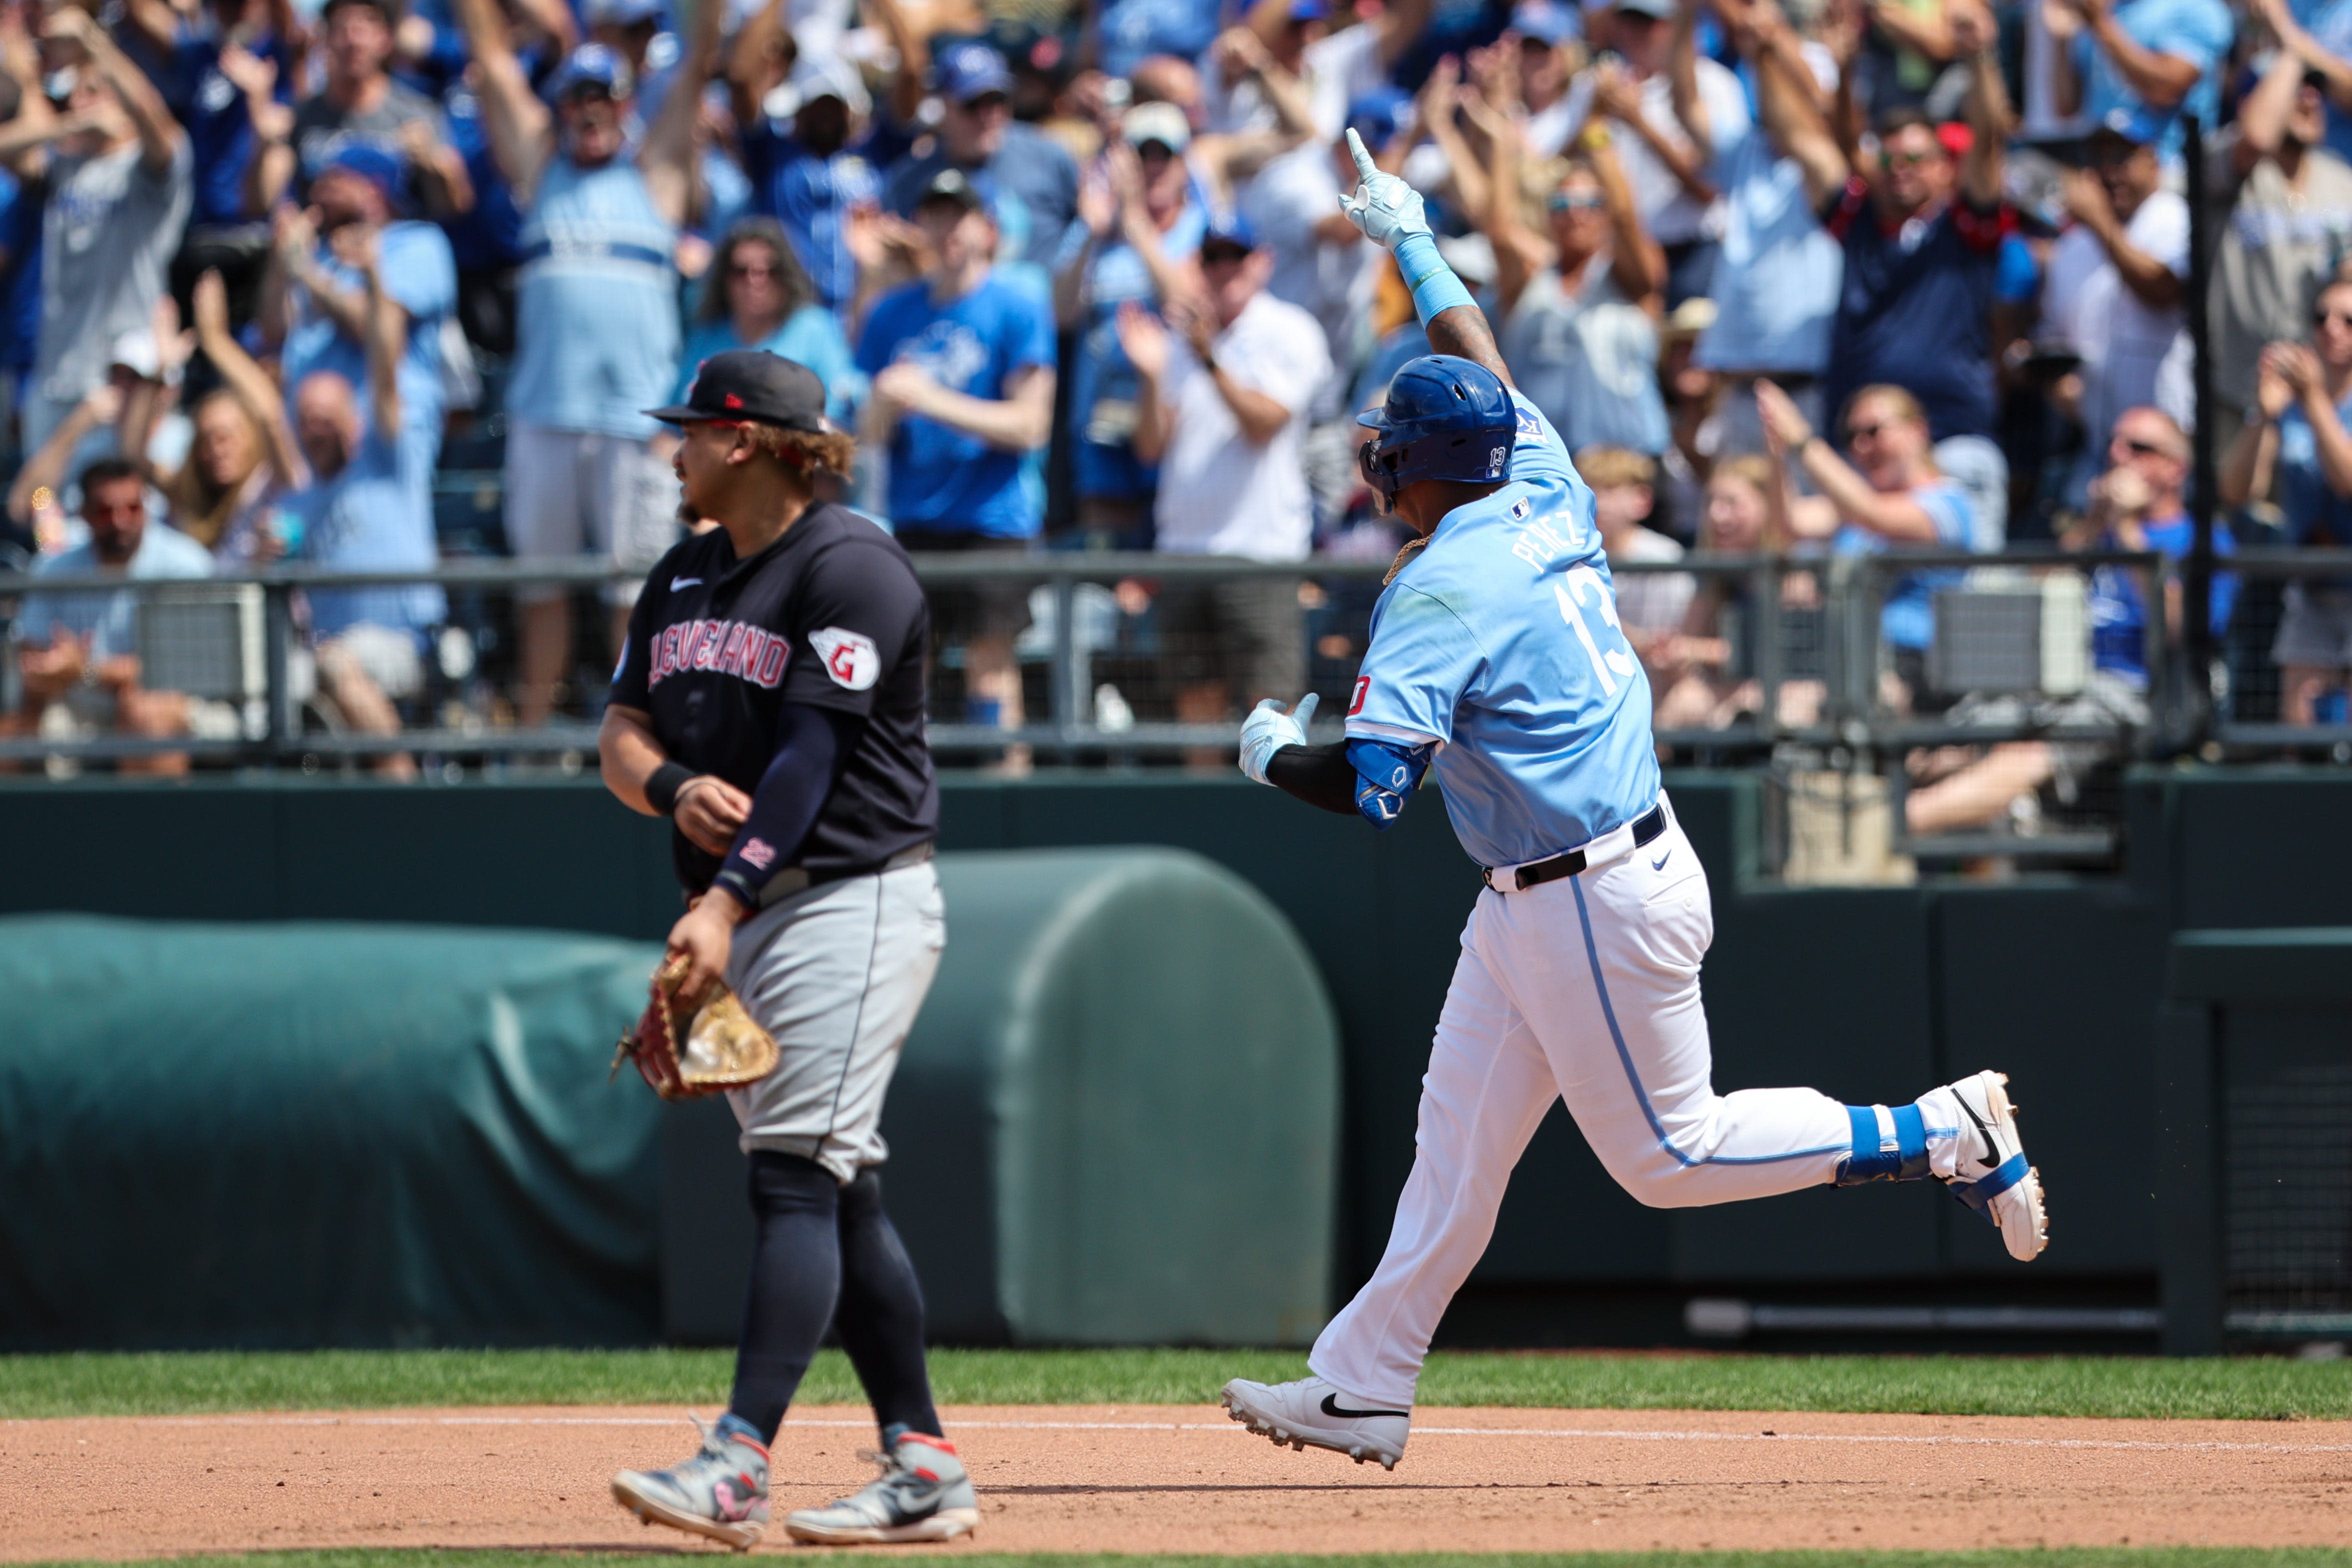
1485, 802, 1669, 892
690, 840, 936, 909
758, 840, 935, 906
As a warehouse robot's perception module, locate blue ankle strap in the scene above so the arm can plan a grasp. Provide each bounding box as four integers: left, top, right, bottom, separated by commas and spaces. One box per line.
1835, 1102, 1930, 1184
1948, 1152, 2028, 1223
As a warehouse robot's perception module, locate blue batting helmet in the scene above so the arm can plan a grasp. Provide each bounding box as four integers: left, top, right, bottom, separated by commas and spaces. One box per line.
1357, 354, 1516, 504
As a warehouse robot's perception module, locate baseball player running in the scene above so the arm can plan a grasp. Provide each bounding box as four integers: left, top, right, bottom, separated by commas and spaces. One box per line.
598, 350, 978, 1548
1220, 141, 2048, 1472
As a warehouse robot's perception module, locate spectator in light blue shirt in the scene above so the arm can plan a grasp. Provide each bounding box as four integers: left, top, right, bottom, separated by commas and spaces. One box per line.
8, 456, 214, 772
1757, 379, 1980, 698
262, 141, 458, 478
674, 218, 858, 422
282, 242, 442, 780
2046, 0, 2233, 165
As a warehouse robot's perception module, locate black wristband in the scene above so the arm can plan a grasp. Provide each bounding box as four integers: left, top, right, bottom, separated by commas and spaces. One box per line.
644, 761, 698, 815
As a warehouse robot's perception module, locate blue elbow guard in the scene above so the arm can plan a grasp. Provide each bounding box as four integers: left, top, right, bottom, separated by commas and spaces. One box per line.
1347, 736, 1432, 832
1392, 230, 1474, 327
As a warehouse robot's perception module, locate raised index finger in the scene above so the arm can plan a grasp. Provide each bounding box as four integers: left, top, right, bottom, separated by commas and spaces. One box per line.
1346, 128, 1378, 182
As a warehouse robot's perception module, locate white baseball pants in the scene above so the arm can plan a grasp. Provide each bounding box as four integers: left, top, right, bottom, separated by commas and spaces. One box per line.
1310, 796, 1860, 1408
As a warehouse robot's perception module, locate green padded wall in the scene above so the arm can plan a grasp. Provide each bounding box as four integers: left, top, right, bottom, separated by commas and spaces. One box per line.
0, 916, 660, 1349
660, 847, 1344, 1348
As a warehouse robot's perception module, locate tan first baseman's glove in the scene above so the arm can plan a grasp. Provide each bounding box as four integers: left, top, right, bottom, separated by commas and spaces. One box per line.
612, 954, 780, 1100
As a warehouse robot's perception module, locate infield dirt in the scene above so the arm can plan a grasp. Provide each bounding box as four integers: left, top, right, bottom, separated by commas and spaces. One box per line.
8, 1402, 2352, 1559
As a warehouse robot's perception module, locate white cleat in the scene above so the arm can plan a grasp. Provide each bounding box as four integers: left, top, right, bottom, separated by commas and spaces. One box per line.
1943, 1070, 2049, 1261
1220, 1376, 1408, 1470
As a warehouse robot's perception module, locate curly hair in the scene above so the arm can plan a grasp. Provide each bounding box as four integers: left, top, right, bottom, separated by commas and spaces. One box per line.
740, 420, 858, 476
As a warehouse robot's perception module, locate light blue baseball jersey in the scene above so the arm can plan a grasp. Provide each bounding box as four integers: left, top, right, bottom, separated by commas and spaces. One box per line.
1344, 390, 1661, 870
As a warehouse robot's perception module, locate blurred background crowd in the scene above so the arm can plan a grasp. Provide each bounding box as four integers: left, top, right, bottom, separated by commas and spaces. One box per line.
0, 0, 2337, 819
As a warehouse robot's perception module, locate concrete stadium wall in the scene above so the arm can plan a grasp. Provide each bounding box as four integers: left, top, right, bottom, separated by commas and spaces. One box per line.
2, 766, 2343, 1344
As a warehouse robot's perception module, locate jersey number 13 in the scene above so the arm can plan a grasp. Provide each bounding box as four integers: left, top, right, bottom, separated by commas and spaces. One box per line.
1554, 566, 1640, 697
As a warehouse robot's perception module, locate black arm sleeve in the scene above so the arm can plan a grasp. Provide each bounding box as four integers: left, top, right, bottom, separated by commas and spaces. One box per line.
710, 702, 864, 906
1266, 742, 1358, 816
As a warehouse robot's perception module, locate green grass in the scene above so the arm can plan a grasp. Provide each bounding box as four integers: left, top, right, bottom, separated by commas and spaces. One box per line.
20, 1553, 2352, 1568
3, 1348, 2351, 1422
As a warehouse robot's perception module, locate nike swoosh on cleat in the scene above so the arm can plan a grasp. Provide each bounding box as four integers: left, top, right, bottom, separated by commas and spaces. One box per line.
1320, 1392, 1408, 1420
1958, 1097, 2004, 1171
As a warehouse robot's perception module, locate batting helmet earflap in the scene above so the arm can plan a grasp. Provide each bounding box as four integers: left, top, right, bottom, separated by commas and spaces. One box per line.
1357, 355, 1517, 506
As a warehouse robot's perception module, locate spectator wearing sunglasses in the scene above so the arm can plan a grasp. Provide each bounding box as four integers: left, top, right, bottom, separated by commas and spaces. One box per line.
1755, 379, 1982, 702
1772, 32, 2011, 454
1480, 125, 1668, 456
1906, 406, 2224, 836
2222, 277, 2352, 725
674, 220, 857, 426
2040, 110, 2186, 492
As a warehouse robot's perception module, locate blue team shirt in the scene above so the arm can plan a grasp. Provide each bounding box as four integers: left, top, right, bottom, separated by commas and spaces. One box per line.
854, 275, 1054, 538
1832, 476, 1978, 651
280, 220, 457, 476
170, 28, 296, 227
286, 426, 446, 642
2072, 0, 2233, 164
2088, 513, 2236, 684
438, 86, 526, 270
1819, 178, 2008, 442
1345, 392, 1661, 869
740, 122, 878, 316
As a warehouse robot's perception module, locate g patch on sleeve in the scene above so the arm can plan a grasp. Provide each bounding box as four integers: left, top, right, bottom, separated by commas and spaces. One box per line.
810, 626, 880, 691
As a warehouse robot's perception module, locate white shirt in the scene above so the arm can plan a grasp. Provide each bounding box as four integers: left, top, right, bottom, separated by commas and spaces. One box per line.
2042, 188, 2190, 453
1556, 57, 1748, 246
1153, 292, 1333, 560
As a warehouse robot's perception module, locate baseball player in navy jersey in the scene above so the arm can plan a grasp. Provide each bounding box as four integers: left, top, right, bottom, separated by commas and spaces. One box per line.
598, 351, 978, 1548
1218, 140, 2050, 1472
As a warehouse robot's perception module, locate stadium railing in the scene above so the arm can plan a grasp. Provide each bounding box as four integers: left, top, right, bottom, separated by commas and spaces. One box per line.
0, 548, 2334, 859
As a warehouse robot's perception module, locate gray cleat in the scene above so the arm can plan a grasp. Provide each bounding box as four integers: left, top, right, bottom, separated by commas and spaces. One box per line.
610, 1414, 770, 1551
784, 1430, 980, 1544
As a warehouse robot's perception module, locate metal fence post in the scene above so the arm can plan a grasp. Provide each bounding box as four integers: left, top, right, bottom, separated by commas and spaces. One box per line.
1050, 565, 1082, 758
262, 578, 295, 762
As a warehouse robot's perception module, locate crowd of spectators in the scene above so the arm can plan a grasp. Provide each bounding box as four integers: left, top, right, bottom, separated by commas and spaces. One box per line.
4, 0, 2352, 783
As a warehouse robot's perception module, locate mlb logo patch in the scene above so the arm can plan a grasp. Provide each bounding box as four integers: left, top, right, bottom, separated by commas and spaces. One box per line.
1348, 675, 1370, 716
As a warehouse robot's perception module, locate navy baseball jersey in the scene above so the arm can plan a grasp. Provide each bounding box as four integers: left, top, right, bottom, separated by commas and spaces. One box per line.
611, 504, 938, 891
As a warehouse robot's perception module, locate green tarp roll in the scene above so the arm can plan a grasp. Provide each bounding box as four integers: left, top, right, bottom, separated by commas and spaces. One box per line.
0, 916, 660, 1349
843, 847, 1340, 1346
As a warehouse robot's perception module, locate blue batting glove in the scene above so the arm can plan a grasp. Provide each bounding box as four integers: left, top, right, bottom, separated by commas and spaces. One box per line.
1336, 128, 1430, 250
1238, 692, 1319, 785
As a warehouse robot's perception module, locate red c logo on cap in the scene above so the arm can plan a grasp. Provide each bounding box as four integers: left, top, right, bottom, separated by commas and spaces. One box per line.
724, 393, 744, 409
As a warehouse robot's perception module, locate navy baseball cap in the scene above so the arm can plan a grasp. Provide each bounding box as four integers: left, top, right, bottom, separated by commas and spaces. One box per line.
548, 43, 632, 101
1199, 210, 1258, 256
934, 40, 1015, 102
646, 350, 834, 432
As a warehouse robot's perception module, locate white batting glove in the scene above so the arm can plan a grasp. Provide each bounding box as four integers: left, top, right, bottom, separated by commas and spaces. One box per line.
1336, 128, 1430, 250
1238, 692, 1320, 785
